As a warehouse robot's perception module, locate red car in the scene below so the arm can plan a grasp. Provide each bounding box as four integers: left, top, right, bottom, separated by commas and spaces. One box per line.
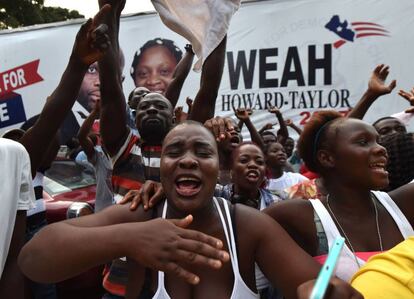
43, 159, 105, 299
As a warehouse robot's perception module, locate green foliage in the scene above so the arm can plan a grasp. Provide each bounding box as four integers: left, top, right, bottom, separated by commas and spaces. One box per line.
0, 0, 84, 29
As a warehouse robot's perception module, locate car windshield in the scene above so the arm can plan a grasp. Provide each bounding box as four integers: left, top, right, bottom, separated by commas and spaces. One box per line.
44, 160, 96, 196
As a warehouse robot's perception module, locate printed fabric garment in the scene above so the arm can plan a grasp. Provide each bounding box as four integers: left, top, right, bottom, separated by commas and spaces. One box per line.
267, 172, 308, 194
285, 178, 320, 200
310, 191, 414, 281
152, 197, 259, 299
104, 131, 162, 296
111, 130, 161, 203
0, 138, 35, 277
214, 184, 283, 209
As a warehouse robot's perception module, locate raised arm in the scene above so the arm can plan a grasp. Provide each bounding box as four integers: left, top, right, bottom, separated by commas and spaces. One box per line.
186, 97, 193, 115
286, 119, 302, 135
235, 108, 265, 150
189, 36, 227, 123
348, 64, 396, 119
97, 0, 129, 156
77, 104, 100, 159
258, 123, 274, 134
165, 45, 195, 107
98, 0, 125, 49
236, 108, 252, 131
269, 107, 288, 145
237, 119, 244, 131
398, 87, 414, 116
19, 8, 110, 177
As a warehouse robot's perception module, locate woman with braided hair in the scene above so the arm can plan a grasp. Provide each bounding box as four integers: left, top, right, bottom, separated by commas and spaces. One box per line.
130, 38, 182, 94
130, 38, 195, 108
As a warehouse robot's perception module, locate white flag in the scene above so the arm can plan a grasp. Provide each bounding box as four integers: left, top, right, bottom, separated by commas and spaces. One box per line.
152, 0, 240, 71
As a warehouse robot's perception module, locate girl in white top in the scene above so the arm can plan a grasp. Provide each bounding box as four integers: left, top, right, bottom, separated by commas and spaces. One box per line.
265, 111, 414, 282
152, 197, 258, 299
309, 191, 414, 281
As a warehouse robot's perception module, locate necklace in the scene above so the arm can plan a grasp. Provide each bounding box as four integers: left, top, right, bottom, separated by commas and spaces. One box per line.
326, 193, 383, 268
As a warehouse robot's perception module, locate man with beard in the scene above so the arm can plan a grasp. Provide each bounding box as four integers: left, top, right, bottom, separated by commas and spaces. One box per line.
108, 92, 174, 203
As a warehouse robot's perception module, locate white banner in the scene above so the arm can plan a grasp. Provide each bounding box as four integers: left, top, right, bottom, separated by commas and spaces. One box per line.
1, 0, 414, 139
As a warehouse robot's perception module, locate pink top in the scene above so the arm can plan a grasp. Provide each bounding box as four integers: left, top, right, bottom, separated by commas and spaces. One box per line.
314, 251, 382, 265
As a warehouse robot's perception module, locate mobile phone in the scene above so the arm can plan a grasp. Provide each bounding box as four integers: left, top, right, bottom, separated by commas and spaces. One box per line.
309, 236, 345, 299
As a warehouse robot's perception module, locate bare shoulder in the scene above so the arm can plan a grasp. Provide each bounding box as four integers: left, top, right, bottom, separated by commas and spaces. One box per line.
264, 199, 318, 255
231, 199, 315, 235
264, 199, 314, 224
388, 184, 414, 227
234, 203, 275, 232
232, 203, 290, 248
233, 201, 319, 255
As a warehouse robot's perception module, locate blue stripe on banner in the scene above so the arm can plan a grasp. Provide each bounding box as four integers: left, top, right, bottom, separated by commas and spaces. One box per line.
0, 92, 27, 128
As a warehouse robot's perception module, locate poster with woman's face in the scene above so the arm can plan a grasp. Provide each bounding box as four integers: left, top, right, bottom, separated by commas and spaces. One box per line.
130, 38, 183, 96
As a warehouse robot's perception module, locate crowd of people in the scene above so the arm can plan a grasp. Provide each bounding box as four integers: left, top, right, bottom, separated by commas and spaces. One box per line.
1, 1, 414, 299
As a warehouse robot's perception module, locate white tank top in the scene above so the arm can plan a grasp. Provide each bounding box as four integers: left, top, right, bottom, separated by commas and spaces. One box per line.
309, 191, 414, 282
152, 197, 259, 299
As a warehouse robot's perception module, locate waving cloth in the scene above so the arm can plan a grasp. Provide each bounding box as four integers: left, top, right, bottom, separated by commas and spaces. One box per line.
152, 0, 240, 71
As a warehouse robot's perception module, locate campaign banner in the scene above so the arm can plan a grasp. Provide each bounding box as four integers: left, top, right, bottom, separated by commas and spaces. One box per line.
0, 0, 414, 139
0, 92, 27, 128
0, 60, 43, 97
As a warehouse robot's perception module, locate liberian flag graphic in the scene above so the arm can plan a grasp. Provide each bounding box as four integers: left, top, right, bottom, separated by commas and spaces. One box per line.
325, 15, 390, 49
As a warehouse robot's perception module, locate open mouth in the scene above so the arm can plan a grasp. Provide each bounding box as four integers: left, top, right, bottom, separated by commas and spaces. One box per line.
149, 89, 165, 95
230, 135, 240, 147
277, 156, 287, 163
89, 94, 101, 102
245, 170, 260, 182
369, 162, 388, 175
89, 91, 101, 98
175, 176, 202, 197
